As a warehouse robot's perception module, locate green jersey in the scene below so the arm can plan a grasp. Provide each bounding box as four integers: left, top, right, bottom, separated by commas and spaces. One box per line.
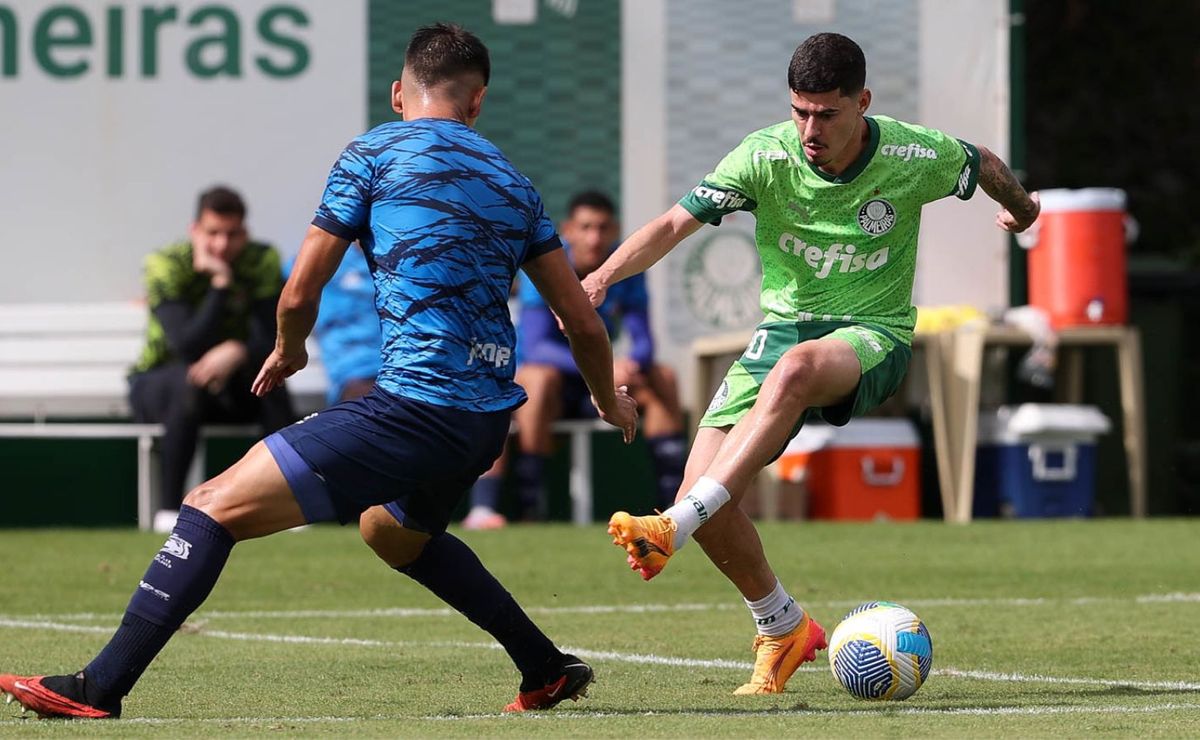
678, 115, 979, 344
132, 240, 283, 374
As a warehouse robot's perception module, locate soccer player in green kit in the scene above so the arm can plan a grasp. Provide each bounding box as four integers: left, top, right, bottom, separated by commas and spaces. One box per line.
591, 33, 1040, 695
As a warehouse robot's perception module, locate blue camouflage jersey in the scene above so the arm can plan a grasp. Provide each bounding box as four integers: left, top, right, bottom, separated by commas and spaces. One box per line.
312, 119, 561, 412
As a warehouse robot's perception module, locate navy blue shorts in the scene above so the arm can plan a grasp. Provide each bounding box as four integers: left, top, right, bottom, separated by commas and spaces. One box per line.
264, 387, 511, 533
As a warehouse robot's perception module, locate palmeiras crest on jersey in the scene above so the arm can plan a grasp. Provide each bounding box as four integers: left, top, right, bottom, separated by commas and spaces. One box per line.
708, 380, 730, 413
857, 198, 896, 237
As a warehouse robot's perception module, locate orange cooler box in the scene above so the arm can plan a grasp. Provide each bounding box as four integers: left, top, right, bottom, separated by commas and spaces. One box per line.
1027, 188, 1129, 329
802, 419, 921, 521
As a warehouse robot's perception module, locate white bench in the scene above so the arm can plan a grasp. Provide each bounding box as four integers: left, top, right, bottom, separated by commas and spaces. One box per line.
0, 302, 328, 420
0, 302, 329, 530
0, 303, 618, 528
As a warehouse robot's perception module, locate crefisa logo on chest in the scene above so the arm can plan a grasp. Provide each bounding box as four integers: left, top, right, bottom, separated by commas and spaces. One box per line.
857, 198, 896, 236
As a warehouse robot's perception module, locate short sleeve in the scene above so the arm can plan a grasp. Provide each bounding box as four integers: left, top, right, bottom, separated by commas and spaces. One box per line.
523, 190, 563, 263
891, 122, 980, 203
678, 136, 762, 224
313, 138, 374, 241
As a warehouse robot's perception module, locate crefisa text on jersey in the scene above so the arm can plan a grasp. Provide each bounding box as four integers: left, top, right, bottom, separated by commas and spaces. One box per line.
777, 233, 890, 280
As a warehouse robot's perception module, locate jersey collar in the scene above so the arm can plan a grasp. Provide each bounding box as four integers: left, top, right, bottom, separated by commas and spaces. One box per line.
803, 116, 880, 184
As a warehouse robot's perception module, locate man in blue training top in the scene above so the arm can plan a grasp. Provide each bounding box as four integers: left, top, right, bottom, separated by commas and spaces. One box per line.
288, 244, 382, 404
0, 23, 637, 719
465, 191, 687, 527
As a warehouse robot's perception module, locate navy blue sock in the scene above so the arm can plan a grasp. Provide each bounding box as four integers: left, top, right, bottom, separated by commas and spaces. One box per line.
469, 476, 503, 511
514, 453, 547, 520
84, 505, 235, 701
647, 433, 688, 510
399, 532, 561, 688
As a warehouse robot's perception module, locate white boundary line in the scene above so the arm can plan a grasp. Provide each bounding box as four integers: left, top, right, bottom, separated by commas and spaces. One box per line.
4, 617, 1200, 693
5, 591, 1199, 623
419, 702, 1200, 721
3, 702, 1198, 725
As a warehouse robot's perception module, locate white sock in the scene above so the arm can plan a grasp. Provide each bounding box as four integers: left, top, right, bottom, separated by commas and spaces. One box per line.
663, 476, 730, 550
746, 580, 804, 637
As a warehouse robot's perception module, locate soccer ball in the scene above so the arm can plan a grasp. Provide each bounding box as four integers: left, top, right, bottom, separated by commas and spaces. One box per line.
827, 601, 932, 700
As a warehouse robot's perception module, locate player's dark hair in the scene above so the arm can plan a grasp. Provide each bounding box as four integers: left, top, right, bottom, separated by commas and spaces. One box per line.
566, 190, 617, 218
196, 185, 246, 220
405, 22, 490, 87
788, 33, 866, 97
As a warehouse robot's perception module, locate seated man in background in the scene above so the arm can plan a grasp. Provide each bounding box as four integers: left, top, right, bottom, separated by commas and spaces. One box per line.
129, 185, 295, 530
288, 243, 382, 404
464, 191, 687, 528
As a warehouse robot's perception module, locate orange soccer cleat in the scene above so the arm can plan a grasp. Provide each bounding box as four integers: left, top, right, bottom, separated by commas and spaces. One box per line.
732, 613, 828, 695
0, 672, 119, 719
606, 511, 677, 581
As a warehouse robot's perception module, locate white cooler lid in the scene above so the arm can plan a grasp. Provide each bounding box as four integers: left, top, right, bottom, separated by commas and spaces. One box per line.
807, 418, 919, 449
1038, 188, 1126, 213
979, 403, 1111, 443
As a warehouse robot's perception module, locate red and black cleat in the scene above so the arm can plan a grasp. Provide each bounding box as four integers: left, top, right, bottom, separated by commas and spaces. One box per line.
503, 655, 594, 713
0, 673, 119, 719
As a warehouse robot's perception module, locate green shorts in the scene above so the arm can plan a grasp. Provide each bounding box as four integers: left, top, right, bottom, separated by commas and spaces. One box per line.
700, 320, 911, 433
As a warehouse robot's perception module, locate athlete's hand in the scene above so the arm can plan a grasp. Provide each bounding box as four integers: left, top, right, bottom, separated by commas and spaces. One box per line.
595, 385, 639, 444
997, 190, 1040, 234
580, 273, 608, 309
252, 345, 308, 397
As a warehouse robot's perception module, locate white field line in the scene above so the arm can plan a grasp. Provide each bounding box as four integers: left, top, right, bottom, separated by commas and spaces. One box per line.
5, 703, 1200, 726
4, 617, 1200, 693
8, 591, 1200, 623
419, 702, 1200, 721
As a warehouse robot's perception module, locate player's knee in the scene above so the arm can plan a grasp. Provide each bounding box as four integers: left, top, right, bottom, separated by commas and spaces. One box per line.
181, 479, 227, 522
774, 347, 822, 405
359, 507, 429, 568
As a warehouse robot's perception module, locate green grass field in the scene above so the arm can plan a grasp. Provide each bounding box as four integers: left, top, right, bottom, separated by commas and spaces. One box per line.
2, 520, 1199, 737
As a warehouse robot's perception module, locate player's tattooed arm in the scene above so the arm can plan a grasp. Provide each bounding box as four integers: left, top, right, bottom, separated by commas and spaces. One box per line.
978, 146, 1040, 233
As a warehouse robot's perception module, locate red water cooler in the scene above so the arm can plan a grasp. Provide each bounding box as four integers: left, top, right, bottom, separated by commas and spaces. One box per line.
1025, 188, 1130, 329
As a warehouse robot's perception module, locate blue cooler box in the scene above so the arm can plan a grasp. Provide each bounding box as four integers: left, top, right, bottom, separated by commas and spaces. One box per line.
973, 404, 1111, 518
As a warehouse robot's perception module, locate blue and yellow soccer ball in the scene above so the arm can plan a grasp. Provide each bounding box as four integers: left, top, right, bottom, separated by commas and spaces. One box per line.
828, 601, 932, 700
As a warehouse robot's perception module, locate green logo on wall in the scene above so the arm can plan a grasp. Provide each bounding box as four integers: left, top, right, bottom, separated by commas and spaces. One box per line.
0, 3, 310, 79
683, 230, 762, 330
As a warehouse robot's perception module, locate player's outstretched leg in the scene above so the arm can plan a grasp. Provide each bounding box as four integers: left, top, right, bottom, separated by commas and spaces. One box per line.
0, 504, 235, 720
0, 442, 305, 720
607, 511, 677, 580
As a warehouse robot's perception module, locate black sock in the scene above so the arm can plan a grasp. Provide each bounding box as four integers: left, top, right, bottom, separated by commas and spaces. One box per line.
84, 505, 235, 703
513, 453, 547, 520
398, 532, 561, 689
647, 433, 687, 510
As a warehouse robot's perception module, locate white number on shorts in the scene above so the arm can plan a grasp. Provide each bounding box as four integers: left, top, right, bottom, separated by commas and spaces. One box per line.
744, 329, 768, 360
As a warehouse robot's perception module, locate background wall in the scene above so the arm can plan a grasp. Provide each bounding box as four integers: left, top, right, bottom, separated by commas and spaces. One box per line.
0, 0, 366, 302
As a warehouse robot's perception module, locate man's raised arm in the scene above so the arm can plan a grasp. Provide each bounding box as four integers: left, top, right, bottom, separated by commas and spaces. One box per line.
582, 204, 705, 307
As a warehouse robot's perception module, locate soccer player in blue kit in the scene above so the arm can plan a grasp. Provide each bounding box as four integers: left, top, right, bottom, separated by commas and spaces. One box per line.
0, 23, 637, 719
